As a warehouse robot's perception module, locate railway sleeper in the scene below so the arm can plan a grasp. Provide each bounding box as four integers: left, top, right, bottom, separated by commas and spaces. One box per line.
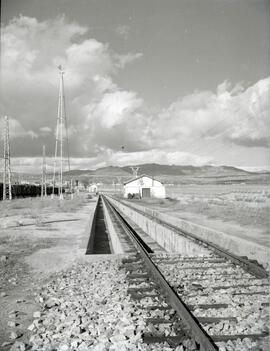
146, 317, 176, 324
127, 273, 149, 280
232, 291, 269, 296
144, 305, 173, 311
212, 283, 270, 290
198, 316, 237, 323
129, 292, 161, 300
122, 257, 142, 264
142, 334, 195, 348
128, 286, 157, 293
120, 263, 144, 270
188, 303, 229, 309
160, 265, 232, 270
178, 274, 251, 281
210, 332, 269, 342
178, 286, 269, 296
153, 259, 226, 264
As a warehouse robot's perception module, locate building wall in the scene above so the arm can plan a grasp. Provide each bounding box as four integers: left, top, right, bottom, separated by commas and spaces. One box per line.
151, 186, 166, 198
88, 185, 98, 193
123, 176, 166, 199
124, 185, 140, 197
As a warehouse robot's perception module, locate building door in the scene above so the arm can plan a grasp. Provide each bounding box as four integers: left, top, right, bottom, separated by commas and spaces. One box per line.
142, 188, 151, 198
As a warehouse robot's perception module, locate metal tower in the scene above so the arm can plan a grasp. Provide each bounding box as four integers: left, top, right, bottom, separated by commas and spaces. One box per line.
52, 66, 70, 199
41, 145, 47, 197
130, 167, 140, 178
2, 116, 12, 200
117, 176, 122, 184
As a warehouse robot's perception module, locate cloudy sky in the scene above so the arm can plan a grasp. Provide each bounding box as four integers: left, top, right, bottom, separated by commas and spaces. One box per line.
1, 0, 270, 173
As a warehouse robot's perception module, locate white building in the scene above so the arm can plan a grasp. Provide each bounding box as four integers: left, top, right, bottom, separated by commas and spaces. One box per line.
87, 184, 98, 194
123, 174, 166, 199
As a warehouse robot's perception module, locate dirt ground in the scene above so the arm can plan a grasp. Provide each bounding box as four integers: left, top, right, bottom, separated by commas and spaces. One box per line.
0, 194, 97, 348
1, 187, 269, 348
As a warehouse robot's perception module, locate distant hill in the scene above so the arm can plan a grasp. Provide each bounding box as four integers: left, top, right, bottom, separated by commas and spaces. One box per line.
61, 163, 252, 178
122, 164, 251, 177
91, 166, 131, 176
0, 164, 255, 180
2, 163, 269, 185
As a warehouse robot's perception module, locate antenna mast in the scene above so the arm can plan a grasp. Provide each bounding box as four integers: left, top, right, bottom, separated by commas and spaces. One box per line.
52, 66, 70, 199
130, 166, 140, 178
2, 116, 12, 200
41, 145, 47, 197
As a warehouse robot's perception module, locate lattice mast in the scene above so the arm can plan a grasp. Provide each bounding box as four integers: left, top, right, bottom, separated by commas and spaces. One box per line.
130, 167, 140, 178
2, 116, 12, 200
52, 66, 70, 199
41, 145, 47, 197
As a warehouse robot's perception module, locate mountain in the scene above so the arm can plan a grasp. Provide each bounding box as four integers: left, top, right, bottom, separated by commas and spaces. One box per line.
3, 164, 269, 185
122, 163, 251, 177
61, 163, 252, 178
90, 166, 131, 176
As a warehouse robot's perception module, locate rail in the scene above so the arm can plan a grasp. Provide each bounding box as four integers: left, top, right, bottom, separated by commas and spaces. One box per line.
106, 195, 268, 279
102, 195, 218, 351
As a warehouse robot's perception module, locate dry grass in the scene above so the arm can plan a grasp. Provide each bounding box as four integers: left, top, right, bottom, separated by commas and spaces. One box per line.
0, 194, 90, 219
128, 185, 270, 232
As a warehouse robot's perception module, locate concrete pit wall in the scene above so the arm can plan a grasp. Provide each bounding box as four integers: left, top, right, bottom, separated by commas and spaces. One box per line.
101, 197, 124, 254
107, 196, 211, 256
85, 197, 99, 254
85, 196, 125, 254
107, 196, 269, 268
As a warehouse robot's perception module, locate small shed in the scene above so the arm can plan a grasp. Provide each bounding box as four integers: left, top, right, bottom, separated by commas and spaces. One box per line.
87, 184, 98, 194
123, 174, 166, 199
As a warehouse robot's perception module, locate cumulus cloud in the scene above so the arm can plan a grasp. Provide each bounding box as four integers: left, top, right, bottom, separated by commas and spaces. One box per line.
89, 91, 143, 128
1, 15, 142, 152
39, 126, 52, 135
149, 77, 270, 151
2, 15, 269, 171
91, 149, 212, 168
2, 15, 88, 85
115, 53, 143, 68
0, 117, 38, 139
10, 149, 212, 174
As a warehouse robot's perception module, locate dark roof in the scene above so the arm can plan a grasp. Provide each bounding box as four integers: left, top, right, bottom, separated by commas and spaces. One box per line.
123, 174, 164, 185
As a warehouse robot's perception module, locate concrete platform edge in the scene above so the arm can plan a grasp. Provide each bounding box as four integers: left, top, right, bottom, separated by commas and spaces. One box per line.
109, 197, 269, 268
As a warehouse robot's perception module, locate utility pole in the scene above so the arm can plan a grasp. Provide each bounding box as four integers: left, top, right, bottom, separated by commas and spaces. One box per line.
117, 176, 122, 192
130, 166, 140, 178
70, 178, 74, 199
41, 145, 47, 197
52, 65, 70, 200
2, 116, 12, 200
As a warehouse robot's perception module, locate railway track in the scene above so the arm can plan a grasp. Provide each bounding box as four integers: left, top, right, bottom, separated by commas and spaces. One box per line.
108, 196, 268, 279
101, 195, 269, 351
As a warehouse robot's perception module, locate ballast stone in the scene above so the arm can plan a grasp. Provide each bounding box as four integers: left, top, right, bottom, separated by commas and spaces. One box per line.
33, 311, 41, 318
9, 331, 22, 340
9, 341, 26, 351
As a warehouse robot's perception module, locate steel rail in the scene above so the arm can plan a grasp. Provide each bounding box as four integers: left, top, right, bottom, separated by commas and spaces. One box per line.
107, 195, 268, 279
103, 195, 218, 351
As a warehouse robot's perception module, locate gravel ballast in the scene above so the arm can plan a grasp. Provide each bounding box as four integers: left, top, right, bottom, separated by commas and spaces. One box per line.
8, 257, 191, 351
